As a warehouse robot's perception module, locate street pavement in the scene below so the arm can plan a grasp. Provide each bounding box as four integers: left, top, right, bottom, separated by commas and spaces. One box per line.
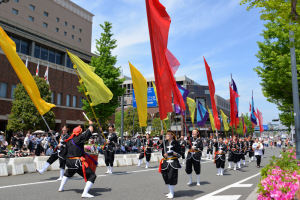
0, 147, 281, 200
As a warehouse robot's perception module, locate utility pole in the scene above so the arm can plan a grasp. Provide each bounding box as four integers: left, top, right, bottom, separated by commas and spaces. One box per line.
289, 27, 300, 159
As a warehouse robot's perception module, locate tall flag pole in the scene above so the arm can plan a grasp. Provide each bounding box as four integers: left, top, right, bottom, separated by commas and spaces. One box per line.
44, 63, 49, 85
250, 90, 258, 128
35, 61, 39, 76
145, 0, 185, 120
203, 57, 221, 130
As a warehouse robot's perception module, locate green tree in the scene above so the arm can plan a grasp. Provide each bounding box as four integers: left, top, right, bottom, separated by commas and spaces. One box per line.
115, 107, 140, 136
80, 21, 125, 126
7, 77, 55, 132
240, 0, 300, 126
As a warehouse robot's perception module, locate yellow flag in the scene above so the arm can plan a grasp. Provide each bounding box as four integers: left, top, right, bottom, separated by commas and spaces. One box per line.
0, 27, 55, 115
129, 62, 147, 127
67, 51, 113, 105
220, 109, 229, 131
187, 97, 196, 124
207, 106, 216, 131
152, 81, 168, 121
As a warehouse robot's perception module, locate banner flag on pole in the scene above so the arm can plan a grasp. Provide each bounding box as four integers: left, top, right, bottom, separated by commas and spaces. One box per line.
220, 109, 229, 131
36, 61, 39, 76
251, 92, 257, 126
257, 108, 264, 133
129, 62, 147, 127
207, 106, 216, 132
196, 100, 209, 126
25, 56, 28, 68
145, 0, 185, 120
203, 57, 221, 130
187, 97, 196, 125
67, 51, 113, 106
0, 26, 55, 115
44, 63, 49, 85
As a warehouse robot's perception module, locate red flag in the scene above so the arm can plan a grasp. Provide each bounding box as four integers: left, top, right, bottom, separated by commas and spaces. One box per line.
257, 108, 264, 133
145, 0, 185, 120
203, 57, 220, 130
230, 84, 239, 129
165, 48, 180, 75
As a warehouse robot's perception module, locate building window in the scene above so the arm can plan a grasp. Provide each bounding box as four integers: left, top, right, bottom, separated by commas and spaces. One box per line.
79, 28, 82, 33
66, 94, 70, 107
64, 32, 67, 36
71, 35, 74, 40
72, 96, 77, 107
44, 11, 48, 17
51, 92, 55, 103
49, 50, 55, 63
72, 25, 75, 30
34, 45, 40, 58
11, 85, 16, 99
205, 90, 210, 95
20, 40, 29, 55
41, 46, 48, 61
56, 27, 59, 32
66, 56, 72, 68
14, 0, 19, 3
29, 4, 35, 11
79, 97, 83, 107
12, 8, 18, 15
43, 22, 48, 28
55, 52, 62, 65
0, 83, 7, 98
57, 93, 62, 105
78, 38, 81, 42
28, 16, 34, 22
56, 17, 60, 22
64, 21, 68, 26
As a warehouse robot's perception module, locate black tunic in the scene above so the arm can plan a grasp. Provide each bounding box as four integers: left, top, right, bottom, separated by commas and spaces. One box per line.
186, 137, 203, 162
214, 142, 227, 161
104, 133, 118, 152
160, 140, 181, 170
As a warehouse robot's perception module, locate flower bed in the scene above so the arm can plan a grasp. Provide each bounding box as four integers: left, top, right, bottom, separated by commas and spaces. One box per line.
258, 148, 300, 200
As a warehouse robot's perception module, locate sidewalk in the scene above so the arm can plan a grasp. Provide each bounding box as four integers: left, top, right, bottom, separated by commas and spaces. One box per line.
246, 187, 258, 200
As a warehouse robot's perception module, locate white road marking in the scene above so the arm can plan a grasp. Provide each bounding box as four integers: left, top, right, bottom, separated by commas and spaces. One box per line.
0, 180, 58, 189
194, 172, 260, 200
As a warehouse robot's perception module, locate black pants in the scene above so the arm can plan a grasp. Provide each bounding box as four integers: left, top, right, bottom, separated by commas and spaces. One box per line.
65, 166, 96, 183
232, 153, 240, 163
47, 152, 66, 169
255, 155, 261, 167
162, 167, 178, 185
215, 159, 225, 168
185, 158, 201, 175
248, 151, 254, 158
240, 153, 245, 161
180, 148, 185, 159
207, 148, 213, 154
139, 152, 151, 162
104, 151, 115, 167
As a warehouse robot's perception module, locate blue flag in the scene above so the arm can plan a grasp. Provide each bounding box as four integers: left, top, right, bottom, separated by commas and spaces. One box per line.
174, 84, 189, 114
251, 94, 257, 125
196, 100, 209, 126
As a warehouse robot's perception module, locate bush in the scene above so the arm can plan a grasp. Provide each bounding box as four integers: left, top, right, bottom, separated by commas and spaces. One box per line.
258, 148, 300, 200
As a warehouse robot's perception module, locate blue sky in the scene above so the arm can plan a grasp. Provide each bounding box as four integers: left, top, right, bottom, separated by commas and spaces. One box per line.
72, 0, 279, 124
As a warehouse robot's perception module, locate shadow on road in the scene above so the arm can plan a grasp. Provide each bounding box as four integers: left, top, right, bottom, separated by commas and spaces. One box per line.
66, 187, 112, 196
175, 189, 204, 197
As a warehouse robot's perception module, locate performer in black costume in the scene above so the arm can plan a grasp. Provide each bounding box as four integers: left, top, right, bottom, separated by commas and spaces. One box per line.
237, 138, 244, 169
178, 135, 187, 165
247, 136, 255, 162
137, 133, 153, 168
58, 121, 97, 198
206, 136, 214, 160
229, 136, 240, 170
214, 137, 227, 176
227, 138, 234, 169
159, 130, 181, 199
38, 125, 69, 180
185, 129, 203, 186
103, 124, 118, 174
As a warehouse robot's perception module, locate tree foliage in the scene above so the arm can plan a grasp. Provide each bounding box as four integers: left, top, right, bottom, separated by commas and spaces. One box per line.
240, 0, 300, 126
80, 21, 125, 126
115, 107, 140, 136
7, 77, 55, 132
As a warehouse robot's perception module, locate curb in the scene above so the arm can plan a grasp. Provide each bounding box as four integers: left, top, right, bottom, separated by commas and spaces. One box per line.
246, 186, 258, 200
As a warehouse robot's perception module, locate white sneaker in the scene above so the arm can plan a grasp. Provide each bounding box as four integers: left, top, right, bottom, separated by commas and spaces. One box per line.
166, 193, 174, 199
57, 177, 62, 181
81, 193, 94, 198
165, 193, 171, 197
187, 181, 192, 185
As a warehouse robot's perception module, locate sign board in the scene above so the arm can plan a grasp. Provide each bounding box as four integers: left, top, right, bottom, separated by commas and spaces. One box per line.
133, 87, 157, 108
